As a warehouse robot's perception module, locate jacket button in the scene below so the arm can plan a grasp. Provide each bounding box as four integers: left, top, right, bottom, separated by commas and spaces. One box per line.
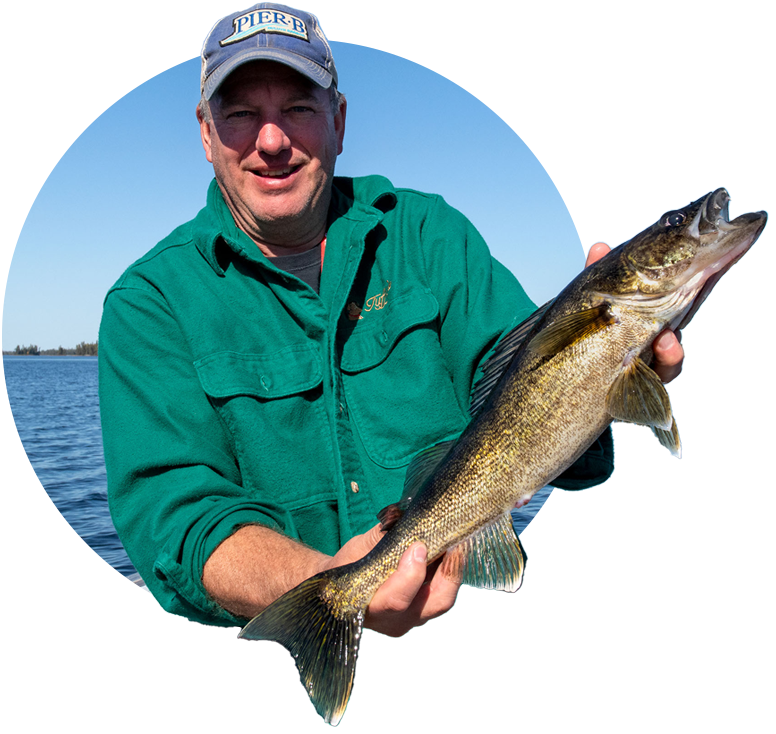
350, 481, 359, 493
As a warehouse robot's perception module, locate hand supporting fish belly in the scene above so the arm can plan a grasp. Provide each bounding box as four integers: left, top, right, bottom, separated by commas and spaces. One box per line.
238, 188, 767, 726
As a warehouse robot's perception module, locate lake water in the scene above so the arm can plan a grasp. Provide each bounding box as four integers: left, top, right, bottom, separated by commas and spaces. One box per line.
1, 356, 135, 627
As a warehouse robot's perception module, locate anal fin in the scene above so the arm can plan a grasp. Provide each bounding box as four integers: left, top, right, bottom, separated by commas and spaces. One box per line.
440, 513, 527, 592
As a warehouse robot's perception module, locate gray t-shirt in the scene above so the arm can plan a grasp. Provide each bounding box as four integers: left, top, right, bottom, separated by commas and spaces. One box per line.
272, 244, 322, 293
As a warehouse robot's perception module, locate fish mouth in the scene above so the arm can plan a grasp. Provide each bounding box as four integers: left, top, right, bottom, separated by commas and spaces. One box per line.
673, 188, 767, 331
697, 187, 731, 236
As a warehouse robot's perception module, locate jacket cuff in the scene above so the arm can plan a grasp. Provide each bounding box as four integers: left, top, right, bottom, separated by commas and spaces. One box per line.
152, 503, 284, 626
550, 427, 614, 491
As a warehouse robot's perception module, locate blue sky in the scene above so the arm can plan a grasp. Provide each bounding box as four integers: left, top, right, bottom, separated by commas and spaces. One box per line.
2, 42, 581, 351
0, 3, 769, 350
0, 38, 110, 350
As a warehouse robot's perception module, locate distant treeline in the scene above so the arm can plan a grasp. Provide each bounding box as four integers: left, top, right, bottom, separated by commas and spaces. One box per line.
5, 342, 98, 356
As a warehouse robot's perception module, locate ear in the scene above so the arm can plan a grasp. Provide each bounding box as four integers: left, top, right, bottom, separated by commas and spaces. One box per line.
334, 96, 347, 156
196, 102, 214, 164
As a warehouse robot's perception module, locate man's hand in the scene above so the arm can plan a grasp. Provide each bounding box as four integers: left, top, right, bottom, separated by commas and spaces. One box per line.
325, 525, 460, 637
586, 242, 684, 383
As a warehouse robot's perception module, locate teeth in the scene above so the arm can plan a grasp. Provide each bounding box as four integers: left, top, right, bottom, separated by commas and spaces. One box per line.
259, 168, 293, 177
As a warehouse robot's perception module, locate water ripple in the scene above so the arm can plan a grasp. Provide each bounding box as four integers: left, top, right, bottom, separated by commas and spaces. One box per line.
4, 356, 137, 577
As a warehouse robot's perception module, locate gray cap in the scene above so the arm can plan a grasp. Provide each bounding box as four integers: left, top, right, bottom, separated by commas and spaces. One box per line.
200, 3, 338, 100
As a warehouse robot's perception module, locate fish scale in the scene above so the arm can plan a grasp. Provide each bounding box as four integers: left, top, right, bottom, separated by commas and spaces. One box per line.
238, 187, 766, 725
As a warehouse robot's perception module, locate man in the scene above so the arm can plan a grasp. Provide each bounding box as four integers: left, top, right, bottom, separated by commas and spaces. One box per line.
99, 3, 683, 636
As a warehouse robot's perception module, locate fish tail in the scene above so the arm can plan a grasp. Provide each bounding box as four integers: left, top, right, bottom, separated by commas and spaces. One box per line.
238, 573, 365, 726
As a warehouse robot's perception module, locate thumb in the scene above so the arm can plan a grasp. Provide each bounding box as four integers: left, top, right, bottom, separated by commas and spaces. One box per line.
585, 242, 610, 268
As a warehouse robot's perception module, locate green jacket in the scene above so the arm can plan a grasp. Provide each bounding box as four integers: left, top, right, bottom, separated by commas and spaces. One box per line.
99, 175, 613, 626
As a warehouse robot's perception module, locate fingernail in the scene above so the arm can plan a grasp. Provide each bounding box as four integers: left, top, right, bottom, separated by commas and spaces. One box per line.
412, 543, 427, 564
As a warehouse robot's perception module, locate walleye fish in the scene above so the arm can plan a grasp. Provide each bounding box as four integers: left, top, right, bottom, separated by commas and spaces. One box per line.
239, 188, 766, 725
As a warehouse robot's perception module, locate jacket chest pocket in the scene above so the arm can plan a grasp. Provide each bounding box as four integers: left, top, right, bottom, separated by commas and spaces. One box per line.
194, 344, 323, 400
193, 344, 327, 503
339, 289, 467, 468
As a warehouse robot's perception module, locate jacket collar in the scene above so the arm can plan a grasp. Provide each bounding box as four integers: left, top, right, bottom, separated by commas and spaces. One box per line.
195, 176, 398, 276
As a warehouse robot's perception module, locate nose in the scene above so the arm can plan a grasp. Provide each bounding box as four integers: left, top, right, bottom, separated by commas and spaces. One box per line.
256, 121, 290, 156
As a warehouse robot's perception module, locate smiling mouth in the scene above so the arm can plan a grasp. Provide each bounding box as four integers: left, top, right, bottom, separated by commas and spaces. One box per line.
253, 165, 300, 178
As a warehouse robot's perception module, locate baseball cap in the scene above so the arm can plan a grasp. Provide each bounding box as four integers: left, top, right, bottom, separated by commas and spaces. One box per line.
201, 3, 338, 100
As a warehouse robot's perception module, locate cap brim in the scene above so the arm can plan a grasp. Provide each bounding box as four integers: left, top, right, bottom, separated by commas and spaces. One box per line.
203, 48, 334, 100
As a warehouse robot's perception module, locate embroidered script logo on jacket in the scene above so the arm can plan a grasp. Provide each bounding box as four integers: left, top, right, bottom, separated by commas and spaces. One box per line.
220, 9, 308, 46
346, 281, 392, 321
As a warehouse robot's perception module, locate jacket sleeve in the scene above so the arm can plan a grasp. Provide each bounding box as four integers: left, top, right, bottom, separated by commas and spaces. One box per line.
99, 282, 287, 626
419, 194, 613, 490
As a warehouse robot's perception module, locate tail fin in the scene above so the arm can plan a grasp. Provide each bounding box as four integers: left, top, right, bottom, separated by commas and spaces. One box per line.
238, 575, 365, 726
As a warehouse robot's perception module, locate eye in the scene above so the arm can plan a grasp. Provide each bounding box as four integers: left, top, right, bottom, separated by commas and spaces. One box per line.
663, 211, 686, 227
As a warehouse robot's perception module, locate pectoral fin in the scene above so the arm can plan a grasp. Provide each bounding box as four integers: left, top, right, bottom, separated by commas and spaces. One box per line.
528, 304, 616, 358
606, 355, 673, 430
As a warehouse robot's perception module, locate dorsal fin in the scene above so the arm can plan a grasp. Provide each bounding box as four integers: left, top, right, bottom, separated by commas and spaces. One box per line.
377, 438, 458, 530
469, 301, 553, 417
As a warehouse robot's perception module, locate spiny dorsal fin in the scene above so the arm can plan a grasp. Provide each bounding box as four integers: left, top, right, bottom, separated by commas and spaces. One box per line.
527, 304, 616, 358
470, 301, 554, 417
652, 416, 682, 458
439, 513, 527, 592
606, 355, 673, 430
378, 438, 459, 530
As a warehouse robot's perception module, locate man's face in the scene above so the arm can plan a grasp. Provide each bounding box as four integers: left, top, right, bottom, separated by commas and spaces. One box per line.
198, 61, 346, 249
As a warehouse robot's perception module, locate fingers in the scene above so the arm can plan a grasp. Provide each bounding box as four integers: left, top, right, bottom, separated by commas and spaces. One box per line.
364, 543, 460, 637
326, 523, 385, 569
408, 559, 461, 621
652, 329, 684, 383
371, 543, 428, 614
364, 542, 427, 637
585, 242, 610, 267
423, 555, 445, 584
356, 522, 388, 554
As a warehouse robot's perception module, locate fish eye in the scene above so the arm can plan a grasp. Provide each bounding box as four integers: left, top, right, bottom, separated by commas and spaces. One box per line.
663, 211, 686, 227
